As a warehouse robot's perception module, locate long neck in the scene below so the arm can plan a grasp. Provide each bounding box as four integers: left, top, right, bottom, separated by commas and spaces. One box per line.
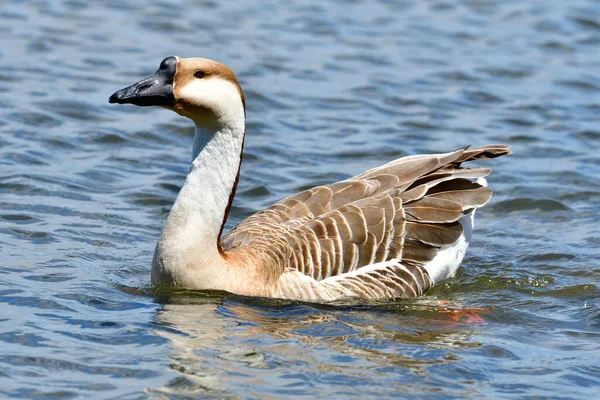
186, 123, 244, 246
152, 121, 245, 285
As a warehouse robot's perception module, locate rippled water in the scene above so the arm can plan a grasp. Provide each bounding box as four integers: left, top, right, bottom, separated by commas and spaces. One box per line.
1, 0, 600, 398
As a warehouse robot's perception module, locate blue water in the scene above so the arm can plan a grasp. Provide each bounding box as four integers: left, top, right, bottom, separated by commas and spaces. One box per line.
1, 0, 599, 398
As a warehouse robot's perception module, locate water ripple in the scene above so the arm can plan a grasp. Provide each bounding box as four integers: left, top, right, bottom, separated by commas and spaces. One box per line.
1, 0, 600, 398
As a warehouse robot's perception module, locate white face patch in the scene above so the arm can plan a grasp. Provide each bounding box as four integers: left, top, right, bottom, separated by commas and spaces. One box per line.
176, 77, 244, 129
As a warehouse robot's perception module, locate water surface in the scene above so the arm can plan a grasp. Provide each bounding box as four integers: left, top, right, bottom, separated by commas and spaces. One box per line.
1, 0, 599, 398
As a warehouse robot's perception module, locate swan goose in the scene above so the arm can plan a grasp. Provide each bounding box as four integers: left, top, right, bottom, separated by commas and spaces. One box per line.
109, 56, 510, 301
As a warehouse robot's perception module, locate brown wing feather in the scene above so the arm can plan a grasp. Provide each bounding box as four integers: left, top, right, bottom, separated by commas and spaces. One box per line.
221, 145, 511, 291
404, 197, 464, 223
318, 260, 434, 299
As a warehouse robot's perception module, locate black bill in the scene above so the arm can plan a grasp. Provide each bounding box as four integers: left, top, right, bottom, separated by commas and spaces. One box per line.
109, 56, 177, 107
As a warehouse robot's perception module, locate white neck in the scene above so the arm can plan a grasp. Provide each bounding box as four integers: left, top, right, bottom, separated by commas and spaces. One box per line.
152, 121, 245, 286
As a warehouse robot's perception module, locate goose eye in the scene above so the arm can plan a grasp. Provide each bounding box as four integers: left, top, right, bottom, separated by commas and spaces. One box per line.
194, 70, 206, 79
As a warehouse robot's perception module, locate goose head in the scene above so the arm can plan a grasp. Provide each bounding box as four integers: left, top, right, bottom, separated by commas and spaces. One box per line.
109, 56, 245, 128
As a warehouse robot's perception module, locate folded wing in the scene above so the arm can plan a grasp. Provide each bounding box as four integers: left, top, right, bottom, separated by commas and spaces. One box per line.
221, 144, 510, 298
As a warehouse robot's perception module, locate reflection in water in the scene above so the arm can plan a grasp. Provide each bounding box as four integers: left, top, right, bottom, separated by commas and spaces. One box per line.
150, 295, 481, 398
152, 302, 237, 397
